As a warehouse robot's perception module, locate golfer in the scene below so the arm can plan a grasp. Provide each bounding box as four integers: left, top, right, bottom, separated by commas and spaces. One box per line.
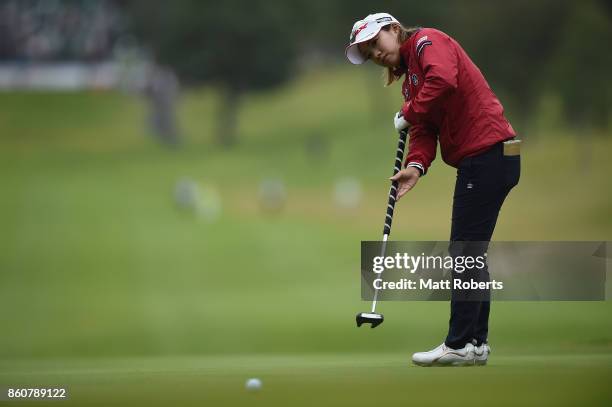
346, 13, 520, 366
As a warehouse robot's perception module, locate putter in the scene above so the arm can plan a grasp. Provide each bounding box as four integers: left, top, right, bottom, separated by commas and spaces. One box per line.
356, 128, 409, 328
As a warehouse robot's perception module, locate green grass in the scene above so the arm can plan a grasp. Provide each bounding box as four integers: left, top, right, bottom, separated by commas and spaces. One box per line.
0, 66, 610, 405
2, 353, 611, 406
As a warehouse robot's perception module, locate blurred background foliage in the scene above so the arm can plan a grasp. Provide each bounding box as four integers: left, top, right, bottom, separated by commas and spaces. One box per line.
121, 0, 612, 140
3, 0, 609, 143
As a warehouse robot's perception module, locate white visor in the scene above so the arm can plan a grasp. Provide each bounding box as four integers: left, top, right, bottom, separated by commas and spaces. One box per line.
345, 13, 399, 64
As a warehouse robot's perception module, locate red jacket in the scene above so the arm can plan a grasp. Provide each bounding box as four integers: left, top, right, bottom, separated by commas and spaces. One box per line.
397, 28, 515, 174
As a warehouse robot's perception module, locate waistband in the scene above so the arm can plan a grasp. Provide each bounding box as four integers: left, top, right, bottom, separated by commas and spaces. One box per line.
459, 138, 515, 168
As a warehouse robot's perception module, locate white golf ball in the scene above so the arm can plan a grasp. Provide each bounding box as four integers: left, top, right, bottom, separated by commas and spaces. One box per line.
245, 378, 262, 391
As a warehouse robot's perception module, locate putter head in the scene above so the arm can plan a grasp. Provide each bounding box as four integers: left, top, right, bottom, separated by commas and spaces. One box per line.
356, 312, 384, 328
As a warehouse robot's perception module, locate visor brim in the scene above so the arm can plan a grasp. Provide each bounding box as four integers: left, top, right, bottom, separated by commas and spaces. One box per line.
344, 29, 380, 65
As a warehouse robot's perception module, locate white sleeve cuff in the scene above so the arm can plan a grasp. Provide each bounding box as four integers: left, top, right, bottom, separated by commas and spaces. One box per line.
406, 162, 426, 176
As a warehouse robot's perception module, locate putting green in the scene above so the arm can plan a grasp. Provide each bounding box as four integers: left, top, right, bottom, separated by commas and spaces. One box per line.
2, 353, 611, 406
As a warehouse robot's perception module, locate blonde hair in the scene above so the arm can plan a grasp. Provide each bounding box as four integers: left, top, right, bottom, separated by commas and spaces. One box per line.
383, 24, 420, 87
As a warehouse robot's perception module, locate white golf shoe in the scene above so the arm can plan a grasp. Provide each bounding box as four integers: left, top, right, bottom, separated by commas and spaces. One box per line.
474, 342, 491, 365
412, 342, 476, 367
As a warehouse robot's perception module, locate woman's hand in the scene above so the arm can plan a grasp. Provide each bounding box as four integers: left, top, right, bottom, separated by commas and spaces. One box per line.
389, 167, 421, 201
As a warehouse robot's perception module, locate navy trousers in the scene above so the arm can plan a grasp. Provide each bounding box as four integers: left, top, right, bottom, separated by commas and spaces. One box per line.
444, 140, 520, 349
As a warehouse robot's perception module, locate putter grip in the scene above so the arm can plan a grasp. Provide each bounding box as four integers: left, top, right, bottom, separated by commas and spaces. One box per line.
383, 129, 408, 236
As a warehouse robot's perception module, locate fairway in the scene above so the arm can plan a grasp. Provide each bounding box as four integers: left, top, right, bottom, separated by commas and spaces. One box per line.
2, 353, 611, 406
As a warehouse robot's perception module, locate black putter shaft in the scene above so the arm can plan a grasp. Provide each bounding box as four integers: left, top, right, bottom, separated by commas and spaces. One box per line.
356, 128, 409, 328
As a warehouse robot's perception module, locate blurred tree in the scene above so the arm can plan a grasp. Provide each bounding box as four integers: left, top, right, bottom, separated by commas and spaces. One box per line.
544, 0, 612, 130
123, 0, 298, 146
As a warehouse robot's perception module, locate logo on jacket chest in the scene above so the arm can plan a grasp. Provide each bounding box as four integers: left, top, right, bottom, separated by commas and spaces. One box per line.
411, 73, 419, 86
403, 73, 419, 99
